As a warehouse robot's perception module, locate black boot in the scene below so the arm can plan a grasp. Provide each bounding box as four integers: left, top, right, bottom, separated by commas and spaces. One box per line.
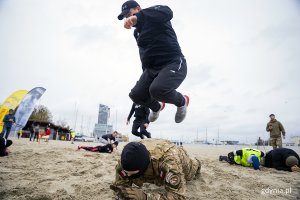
219, 155, 228, 162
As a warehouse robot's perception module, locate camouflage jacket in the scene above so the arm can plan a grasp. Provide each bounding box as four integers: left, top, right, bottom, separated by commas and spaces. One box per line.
266, 119, 285, 138
114, 139, 200, 200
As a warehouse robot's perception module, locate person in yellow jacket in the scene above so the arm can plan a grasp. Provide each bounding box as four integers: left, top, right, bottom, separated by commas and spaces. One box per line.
71, 131, 76, 144
219, 148, 264, 170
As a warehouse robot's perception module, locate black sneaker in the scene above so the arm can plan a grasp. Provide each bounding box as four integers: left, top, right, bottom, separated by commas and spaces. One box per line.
144, 132, 151, 138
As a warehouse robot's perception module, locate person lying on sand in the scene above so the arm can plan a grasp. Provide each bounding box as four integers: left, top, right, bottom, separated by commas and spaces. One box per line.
219, 148, 264, 170
78, 141, 118, 154
111, 139, 201, 200
0, 137, 13, 157
260, 148, 300, 172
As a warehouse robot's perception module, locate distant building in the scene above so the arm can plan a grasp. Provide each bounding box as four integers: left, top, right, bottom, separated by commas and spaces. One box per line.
94, 123, 113, 138
220, 140, 239, 145
290, 136, 300, 146
94, 104, 113, 139
98, 104, 110, 124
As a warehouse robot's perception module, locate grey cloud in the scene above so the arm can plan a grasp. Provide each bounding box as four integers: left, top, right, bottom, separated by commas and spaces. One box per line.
66, 24, 117, 47
240, 19, 300, 49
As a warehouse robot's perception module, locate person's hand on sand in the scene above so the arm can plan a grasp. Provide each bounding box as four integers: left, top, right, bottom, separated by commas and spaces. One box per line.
291, 165, 300, 172
121, 187, 146, 200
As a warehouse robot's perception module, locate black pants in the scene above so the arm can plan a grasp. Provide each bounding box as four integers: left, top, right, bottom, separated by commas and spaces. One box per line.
129, 57, 187, 112
132, 119, 150, 138
29, 132, 34, 141
34, 131, 39, 142
81, 146, 98, 152
0, 126, 12, 139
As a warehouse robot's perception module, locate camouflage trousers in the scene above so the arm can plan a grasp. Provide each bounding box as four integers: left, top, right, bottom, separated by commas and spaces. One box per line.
178, 147, 201, 181
269, 137, 282, 149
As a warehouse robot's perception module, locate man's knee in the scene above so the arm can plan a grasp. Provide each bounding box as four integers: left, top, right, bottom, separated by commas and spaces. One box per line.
129, 88, 145, 103
149, 85, 167, 101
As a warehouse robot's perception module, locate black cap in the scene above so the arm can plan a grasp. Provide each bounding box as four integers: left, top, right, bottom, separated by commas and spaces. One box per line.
121, 142, 150, 172
269, 114, 275, 117
9, 109, 13, 112
118, 0, 139, 20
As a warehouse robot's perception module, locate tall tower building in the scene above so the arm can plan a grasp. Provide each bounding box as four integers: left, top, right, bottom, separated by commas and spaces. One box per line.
94, 104, 113, 139
98, 104, 110, 124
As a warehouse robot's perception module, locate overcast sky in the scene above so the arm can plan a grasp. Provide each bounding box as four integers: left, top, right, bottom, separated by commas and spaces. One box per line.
1, 0, 299, 143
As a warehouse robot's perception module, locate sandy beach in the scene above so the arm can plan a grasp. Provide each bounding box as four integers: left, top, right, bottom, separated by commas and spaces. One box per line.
0, 139, 299, 200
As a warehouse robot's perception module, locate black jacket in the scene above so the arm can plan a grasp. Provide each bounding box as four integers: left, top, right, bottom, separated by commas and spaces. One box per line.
102, 134, 115, 141
3, 114, 15, 128
127, 103, 150, 123
264, 148, 300, 172
134, 5, 183, 69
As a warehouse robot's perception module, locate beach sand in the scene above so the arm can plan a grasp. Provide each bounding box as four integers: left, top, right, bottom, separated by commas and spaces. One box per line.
0, 139, 299, 200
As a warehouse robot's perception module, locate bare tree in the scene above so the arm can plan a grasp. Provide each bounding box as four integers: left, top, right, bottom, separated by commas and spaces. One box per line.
29, 105, 53, 122
56, 119, 69, 128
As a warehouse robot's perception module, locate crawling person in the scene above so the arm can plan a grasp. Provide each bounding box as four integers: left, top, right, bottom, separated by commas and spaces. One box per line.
78, 141, 119, 154
261, 148, 300, 172
219, 148, 264, 170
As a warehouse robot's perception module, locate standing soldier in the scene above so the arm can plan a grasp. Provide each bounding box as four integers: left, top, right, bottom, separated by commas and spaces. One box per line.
266, 114, 286, 149
111, 139, 201, 199
126, 103, 151, 139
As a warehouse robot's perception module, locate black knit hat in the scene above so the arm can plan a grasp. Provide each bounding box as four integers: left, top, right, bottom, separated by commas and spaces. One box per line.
121, 142, 150, 172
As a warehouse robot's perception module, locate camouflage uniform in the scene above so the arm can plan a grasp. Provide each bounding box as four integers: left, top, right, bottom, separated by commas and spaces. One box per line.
114, 139, 201, 200
266, 119, 285, 149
